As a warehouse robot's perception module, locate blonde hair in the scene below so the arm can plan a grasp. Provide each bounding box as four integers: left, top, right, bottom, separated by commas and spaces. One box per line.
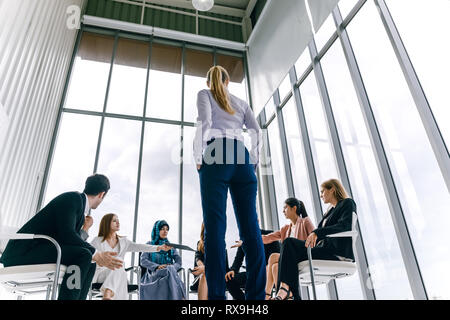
321, 179, 349, 203
206, 65, 235, 115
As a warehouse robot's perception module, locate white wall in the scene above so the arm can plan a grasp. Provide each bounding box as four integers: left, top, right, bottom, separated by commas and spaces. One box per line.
0, 0, 85, 230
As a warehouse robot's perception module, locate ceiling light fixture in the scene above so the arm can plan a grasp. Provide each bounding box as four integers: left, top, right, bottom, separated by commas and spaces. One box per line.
192, 0, 214, 12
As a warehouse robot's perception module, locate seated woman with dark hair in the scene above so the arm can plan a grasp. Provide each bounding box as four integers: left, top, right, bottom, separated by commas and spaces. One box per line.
262, 198, 315, 299
272, 179, 357, 300
139, 220, 186, 300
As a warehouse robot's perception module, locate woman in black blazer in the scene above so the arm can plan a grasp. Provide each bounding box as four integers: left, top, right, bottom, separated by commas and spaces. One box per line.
272, 179, 356, 300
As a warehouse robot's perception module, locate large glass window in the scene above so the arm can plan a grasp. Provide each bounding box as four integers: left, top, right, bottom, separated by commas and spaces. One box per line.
146, 42, 182, 121
295, 49, 311, 80
267, 119, 289, 227
299, 72, 340, 301
278, 73, 292, 102
65, 32, 114, 112
184, 48, 214, 123
106, 37, 148, 116
338, 0, 360, 20
93, 118, 141, 256
181, 126, 203, 272
385, 0, 450, 148
216, 53, 247, 102
136, 123, 181, 245
314, 15, 336, 52
43, 113, 100, 205
281, 98, 317, 226
348, 1, 450, 299
321, 40, 411, 300
300, 73, 339, 189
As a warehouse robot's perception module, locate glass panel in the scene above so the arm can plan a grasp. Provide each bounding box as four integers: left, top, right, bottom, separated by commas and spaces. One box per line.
106, 37, 149, 116
278, 73, 292, 102
386, 0, 450, 149
184, 48, 214, 123
265, 96, 276, 121
314, 15, 336, 52
136, 123, 180, 245
182, 126, 203, 273
43, 113, 100, 206
295, 49, 312, 80
216, 53, 247, 102
93, 118, 141, 267
338, 0, 360, 20
348, 1, 450, 300
300, 73, 339, 191
65, 32, 115, 112
147, 42, 182, 121
321, 41, 412, 300
281, 98, 317, 226
267, 119, 288, 226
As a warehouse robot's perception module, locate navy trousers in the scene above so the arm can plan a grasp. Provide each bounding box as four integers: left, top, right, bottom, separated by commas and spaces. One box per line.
198, 138, 266, 300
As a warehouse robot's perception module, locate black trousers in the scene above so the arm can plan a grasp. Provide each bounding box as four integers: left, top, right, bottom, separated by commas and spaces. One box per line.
277, 238, 339, 300
226, 272, 247, 300
2, 242, 96, 300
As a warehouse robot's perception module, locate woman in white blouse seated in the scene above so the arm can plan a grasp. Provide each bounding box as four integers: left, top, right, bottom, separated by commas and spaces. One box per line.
90, 213, 171, 300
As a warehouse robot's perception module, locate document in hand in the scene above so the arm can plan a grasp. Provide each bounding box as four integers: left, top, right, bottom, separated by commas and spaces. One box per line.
166, 242, 195, 252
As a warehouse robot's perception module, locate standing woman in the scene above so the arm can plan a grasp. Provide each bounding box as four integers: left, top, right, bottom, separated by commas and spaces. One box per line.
272, 179, 357, 300
90, 214, 172, 300
140, 220, 186, 300
193, 65, 266, 300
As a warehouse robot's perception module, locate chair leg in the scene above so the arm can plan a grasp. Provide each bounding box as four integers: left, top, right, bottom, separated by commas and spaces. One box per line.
46, 285, 52, 300
307, 247, 317, 300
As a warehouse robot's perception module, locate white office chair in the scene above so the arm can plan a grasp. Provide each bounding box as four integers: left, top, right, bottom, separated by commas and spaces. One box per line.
0, 233, 66, 300
298, 212, 358, 300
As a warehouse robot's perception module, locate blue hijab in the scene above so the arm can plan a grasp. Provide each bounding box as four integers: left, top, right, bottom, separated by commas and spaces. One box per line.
149, 220, 174, 265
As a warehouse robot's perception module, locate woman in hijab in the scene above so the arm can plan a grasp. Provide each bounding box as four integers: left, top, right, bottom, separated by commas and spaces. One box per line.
139, 220, 186, 300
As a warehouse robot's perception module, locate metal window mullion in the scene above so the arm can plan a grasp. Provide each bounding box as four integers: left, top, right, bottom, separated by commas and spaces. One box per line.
273, 89, 295, 198
375, 0, 450, 192
179, 44, 186, 251
130, 37, 153, 284
36, 25, 85, 211
260, 109, 280, 230
93, 32, 119, 174
332, 6, 428, 300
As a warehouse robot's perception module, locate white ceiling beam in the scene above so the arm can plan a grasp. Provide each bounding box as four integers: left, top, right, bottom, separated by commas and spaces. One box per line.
130, 0, 246, 18
114, 0, 242, 25
82, 15, 246, 51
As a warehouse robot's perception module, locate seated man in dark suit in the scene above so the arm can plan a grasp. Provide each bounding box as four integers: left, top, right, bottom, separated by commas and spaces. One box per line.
225, 229, 280, 300
0, 174, 123, 300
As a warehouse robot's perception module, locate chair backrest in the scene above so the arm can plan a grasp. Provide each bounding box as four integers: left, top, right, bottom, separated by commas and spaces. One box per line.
0, 226, 20, 254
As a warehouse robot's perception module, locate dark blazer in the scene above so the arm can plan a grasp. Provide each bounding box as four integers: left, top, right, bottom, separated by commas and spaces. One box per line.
0, 192, 95, 265
313, 198, 356, 261
229, 229, 281, 273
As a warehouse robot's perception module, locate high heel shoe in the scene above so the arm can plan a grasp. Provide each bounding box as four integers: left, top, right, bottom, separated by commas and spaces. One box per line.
272, 287, 293, 300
